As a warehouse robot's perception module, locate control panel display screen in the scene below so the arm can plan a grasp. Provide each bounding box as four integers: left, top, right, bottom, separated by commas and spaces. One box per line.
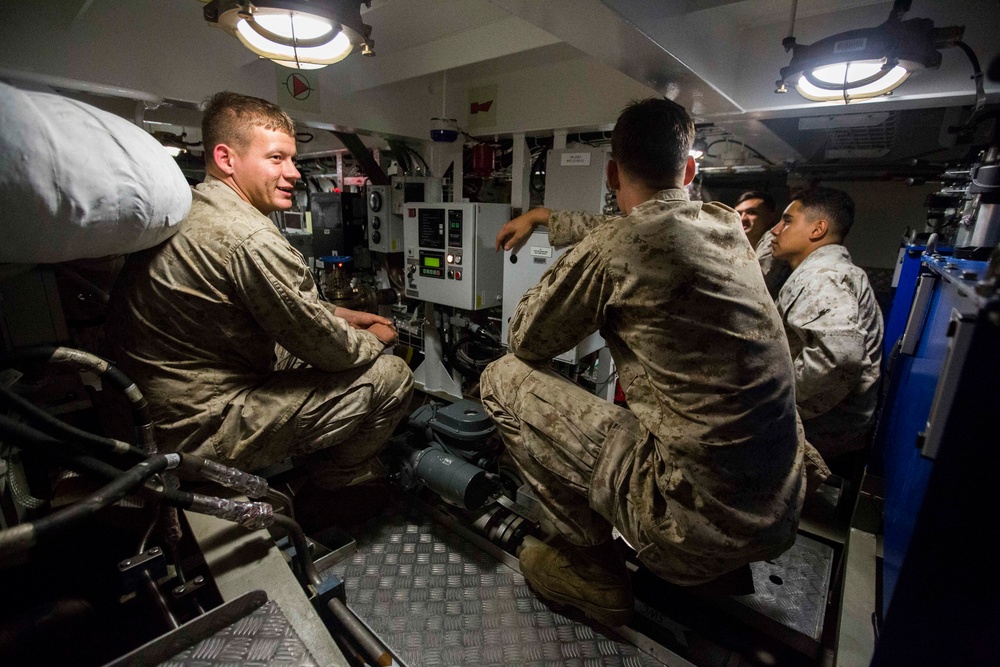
418, 209, 446, 249
419, 251, 445, 278
448, 209, 463, 247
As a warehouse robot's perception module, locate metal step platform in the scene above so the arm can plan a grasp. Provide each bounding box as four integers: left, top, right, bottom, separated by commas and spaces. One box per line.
326, 504, 660, 666
322, 495, 837, 667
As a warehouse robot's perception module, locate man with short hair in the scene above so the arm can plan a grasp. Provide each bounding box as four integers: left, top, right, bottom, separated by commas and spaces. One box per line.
769, 187, 883, 461
734, 190, 790, 297
481, 98, 810, 627
109, 91, 412, 488
734, 190, 777, 248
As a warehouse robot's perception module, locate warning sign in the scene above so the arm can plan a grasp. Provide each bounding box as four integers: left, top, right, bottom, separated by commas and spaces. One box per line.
467, 85, 497, 129
277, 67, 321, 113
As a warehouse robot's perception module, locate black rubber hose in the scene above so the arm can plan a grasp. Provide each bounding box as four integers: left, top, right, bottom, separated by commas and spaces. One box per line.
0, 415, 193, 509
0, 383, 144, 462
1, 346, 156, 453
0, 454, 174, 557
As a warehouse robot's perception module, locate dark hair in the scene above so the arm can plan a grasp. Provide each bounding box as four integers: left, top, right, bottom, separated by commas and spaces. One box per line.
201, 91, 296, 158
611, 98, 695, 189
735, 190, 776, 211
790, 187, 856, 239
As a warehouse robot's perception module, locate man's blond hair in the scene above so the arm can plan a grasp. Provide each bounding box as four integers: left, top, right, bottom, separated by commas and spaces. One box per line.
201, 91, 295, 158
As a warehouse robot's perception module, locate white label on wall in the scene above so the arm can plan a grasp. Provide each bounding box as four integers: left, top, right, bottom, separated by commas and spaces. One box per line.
530, 246, 553, 258
560, 152, 592, 167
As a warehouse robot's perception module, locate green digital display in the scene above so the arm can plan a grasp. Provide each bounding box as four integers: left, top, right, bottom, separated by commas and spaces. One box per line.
424, 257, 441, 268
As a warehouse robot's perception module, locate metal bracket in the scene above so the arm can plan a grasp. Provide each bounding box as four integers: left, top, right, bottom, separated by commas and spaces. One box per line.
118, 546, 167, 593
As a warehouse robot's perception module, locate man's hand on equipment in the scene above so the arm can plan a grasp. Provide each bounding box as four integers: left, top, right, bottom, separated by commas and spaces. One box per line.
335, 307, 394, 331
368, 323, 398, 346
495, 207, 551, 252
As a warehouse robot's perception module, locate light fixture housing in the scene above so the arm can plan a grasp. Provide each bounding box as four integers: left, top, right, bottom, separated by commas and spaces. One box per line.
776, 1, 963, 104
204, 1, 374, 70
689, 137, 708, 160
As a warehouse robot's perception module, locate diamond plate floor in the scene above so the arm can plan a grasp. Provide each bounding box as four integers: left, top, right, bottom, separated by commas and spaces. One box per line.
327, 506, 661, 667
737, 534, 834, 642
162, 599, 317, 667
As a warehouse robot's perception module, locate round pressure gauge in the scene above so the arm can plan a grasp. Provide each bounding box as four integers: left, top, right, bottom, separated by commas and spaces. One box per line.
368, 190, 383, 212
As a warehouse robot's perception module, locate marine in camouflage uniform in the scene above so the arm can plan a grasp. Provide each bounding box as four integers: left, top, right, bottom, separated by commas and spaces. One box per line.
776, 244, 883, 459
481, 190, 811, 586
756, 233, 792, 298
108, 177, 413, 485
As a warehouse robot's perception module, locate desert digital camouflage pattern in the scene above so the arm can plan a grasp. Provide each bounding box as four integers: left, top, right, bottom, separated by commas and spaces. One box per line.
481, 189, 809, 585
756, 233, 792, 298
776, 244, 883, 459
108, 177, 412, 481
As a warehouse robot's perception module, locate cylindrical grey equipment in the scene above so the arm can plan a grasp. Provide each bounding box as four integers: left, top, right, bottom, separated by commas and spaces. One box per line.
970, 202, 1000, 248
410, 448, 492, 510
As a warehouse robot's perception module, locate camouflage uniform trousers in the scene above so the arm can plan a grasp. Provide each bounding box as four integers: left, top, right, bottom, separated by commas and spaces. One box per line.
212, 349, 413, 489
480, 353, 647, 549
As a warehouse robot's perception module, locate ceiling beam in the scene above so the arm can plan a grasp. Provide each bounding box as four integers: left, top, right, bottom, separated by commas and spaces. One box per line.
488, 0, 741, 116
348, 16, 559, 91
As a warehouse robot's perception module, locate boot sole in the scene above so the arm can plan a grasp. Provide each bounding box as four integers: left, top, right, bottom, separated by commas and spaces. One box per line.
521, 565, 634, 627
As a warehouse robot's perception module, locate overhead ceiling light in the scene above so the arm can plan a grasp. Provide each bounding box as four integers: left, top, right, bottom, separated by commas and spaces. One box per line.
775, 0, 971, 104
689, 137, 708, 160
203, 1, 375, 70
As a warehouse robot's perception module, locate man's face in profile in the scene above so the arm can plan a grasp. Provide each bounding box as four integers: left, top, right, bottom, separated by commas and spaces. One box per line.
735, 198, 774, 248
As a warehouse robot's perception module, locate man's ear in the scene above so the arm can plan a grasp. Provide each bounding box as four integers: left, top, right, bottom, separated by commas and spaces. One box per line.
810, 218, 829, 240
606, 158, 621, 191
682, 155, 697, 186
212, 143, 238, 177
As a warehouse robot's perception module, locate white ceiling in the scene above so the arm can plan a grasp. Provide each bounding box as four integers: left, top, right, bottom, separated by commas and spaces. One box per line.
0, 0, 996, 164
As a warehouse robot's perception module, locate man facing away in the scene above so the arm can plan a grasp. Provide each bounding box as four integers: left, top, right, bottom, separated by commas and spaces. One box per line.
480, 98, 809, 627
108, 92, 412, 489
734, 190, 791, 298
769, 187, 883, 463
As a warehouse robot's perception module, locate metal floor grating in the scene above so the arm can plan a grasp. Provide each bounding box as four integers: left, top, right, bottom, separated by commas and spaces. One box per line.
326, 505, 661, 667
160, 599, 317, 667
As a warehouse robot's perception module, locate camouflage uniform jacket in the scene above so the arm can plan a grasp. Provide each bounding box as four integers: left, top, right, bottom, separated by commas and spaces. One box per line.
756, 233, 792, 298
776, 244, 883, 457
509, 189, 806, 574
108, 177, 385, 456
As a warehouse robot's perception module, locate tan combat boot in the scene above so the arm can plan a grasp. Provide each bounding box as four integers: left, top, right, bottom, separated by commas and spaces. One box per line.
518, 535, 634, 627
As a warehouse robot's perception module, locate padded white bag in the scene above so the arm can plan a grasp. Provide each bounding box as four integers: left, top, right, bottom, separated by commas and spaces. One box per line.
0, 81, 191, 264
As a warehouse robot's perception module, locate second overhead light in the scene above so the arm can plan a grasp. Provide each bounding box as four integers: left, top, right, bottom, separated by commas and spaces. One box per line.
775, 0, 966, 104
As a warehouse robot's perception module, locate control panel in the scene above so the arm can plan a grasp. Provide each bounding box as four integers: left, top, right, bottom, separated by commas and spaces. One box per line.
367, 184, 404, 253
403, 203, 510, 310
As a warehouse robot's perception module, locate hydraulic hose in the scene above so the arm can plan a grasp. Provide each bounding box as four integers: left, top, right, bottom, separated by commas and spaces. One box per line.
0, 383, 143, 461
1, 346, 156, 453
0, 454, 177, 566
0, 416, 274, 527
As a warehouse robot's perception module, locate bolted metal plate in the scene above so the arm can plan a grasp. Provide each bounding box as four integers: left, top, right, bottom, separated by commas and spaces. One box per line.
734, 533, 835, 642
327, 506, 661, 666
160, 599, 317, 667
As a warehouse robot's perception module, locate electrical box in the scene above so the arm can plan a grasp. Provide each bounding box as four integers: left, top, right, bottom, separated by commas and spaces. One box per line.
367, 184, 404, 253
403, 203, 510, 310
391, 177, 443, 215
501, 146, 610, 362
543, 147, 612, 214
312, 191, 366, 261
502, 231, 605, 363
